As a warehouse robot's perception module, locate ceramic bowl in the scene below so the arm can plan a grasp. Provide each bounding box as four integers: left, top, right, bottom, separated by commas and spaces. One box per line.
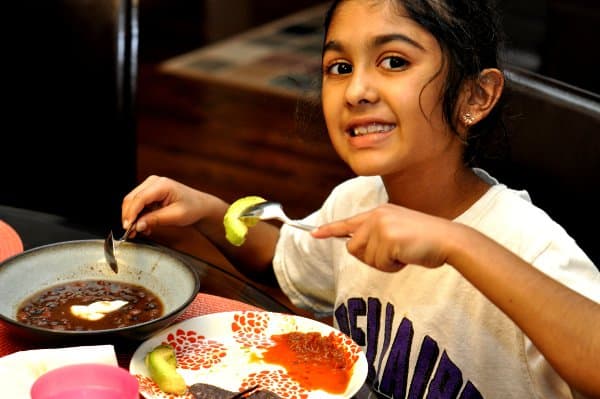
0, 239, 200, 343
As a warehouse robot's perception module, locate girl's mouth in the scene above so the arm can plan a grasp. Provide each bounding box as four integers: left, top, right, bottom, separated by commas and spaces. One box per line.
348, 123, 396, 137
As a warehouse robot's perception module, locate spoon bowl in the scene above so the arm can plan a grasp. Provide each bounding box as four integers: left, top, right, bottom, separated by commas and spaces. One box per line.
103, 231, 119, 273
104, 223, 136, 273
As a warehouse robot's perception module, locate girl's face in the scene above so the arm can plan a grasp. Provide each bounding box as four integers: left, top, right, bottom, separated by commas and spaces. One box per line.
321, 0, 464, 179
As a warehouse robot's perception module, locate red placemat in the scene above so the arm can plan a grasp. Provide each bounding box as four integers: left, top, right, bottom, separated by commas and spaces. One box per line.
175, 292, 261, 320
0, 220, 23, 262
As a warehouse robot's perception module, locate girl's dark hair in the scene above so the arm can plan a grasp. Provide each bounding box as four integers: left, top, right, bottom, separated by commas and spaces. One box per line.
301, 0, 508, 166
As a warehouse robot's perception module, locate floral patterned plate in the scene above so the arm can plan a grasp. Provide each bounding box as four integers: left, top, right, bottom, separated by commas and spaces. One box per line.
129, 310, 367, 399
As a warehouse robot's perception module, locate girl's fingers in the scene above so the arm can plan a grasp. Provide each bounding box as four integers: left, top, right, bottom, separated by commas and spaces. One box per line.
311, 223, 351, 238
122, 177, 172, 229
311, 212, 370, 238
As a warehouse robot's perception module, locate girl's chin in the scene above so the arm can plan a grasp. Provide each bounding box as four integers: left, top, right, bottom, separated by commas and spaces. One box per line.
345, 157, 395, 176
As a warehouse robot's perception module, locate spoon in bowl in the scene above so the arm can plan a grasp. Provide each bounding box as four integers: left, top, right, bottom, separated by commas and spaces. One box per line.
103, 222, 136, 273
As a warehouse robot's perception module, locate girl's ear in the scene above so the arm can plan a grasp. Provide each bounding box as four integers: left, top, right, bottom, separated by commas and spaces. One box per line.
458, 68, 504, 128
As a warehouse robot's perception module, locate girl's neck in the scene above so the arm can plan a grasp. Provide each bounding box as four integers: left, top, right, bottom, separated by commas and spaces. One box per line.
382, 165, 490, 220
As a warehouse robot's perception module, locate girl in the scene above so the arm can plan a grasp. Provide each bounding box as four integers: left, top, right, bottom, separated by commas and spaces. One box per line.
122, 0, 600, 397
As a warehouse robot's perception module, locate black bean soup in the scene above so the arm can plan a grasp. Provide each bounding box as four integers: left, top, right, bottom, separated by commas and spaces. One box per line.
16, 280, 164, 331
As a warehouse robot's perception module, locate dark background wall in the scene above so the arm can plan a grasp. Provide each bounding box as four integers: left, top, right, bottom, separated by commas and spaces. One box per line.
138, 0, 600, 94
1, 0, 596, 237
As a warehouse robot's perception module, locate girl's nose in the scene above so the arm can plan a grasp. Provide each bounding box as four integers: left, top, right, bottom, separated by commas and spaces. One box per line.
345, 70, 379, 106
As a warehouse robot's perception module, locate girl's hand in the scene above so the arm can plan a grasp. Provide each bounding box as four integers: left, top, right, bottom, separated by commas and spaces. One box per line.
315, 206, 600, 395
121, 175, 224, 237
311, 204, 453, 272
122, 176, 278, 276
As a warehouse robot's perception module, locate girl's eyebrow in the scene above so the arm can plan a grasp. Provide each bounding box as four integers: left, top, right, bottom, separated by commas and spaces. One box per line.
323, 33, 425, 55
322, 40, 343, 54
373, 33, 425, 51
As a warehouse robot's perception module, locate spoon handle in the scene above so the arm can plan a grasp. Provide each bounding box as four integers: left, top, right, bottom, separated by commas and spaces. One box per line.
286, 220, 317, 232
119, 222, 137, 241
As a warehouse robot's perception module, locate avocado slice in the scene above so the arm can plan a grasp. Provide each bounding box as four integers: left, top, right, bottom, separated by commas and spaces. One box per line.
145, 344, 187, 395
223, 196, 266, 246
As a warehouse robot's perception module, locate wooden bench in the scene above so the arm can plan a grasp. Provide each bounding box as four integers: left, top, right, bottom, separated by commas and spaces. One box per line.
482, 66, 600, 267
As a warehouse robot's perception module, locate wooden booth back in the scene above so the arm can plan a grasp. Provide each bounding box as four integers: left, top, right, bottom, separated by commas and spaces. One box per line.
481, 67, 600, 267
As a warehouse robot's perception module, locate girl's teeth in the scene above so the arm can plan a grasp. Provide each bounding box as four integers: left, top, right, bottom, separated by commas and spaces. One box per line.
352, 124, 395, 136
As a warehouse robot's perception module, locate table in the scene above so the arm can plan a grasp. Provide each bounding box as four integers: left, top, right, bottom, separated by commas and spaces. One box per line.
0, 205, 375, 398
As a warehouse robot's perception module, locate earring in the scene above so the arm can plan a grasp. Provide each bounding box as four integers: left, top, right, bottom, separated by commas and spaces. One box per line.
463, 112, 475, 126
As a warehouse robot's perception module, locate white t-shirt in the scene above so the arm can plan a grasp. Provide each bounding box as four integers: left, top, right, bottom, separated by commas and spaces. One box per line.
273, 169, 599, 399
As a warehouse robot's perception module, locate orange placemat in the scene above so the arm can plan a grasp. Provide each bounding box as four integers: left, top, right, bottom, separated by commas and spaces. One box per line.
175, 292, 261, 320
0, 220, 23, 263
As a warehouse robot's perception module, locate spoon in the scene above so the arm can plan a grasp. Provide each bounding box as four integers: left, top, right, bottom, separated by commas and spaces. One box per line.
240, 201, 317, 232
103, 222, 136, 273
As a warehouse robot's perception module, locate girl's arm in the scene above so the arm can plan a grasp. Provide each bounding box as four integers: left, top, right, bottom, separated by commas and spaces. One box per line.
447, 223, 600, 398
312, 204, 600, 397
122, 175, 279, 280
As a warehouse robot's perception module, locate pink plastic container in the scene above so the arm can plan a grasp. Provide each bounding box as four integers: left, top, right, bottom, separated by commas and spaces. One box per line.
30, 363, 139, 399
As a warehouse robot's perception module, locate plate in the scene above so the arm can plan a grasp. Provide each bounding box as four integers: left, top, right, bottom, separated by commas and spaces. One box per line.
130, 311, 367, 399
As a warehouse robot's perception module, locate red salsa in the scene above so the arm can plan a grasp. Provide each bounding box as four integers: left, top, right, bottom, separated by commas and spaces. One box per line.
261, 331, 354, 394
16, 280, 164, 331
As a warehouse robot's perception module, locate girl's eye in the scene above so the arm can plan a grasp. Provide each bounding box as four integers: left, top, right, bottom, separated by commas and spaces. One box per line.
380, 56, 409, 70
326, 62, 353, 75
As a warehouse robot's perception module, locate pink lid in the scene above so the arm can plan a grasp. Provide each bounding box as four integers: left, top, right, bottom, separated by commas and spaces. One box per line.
31, 363, 139, 399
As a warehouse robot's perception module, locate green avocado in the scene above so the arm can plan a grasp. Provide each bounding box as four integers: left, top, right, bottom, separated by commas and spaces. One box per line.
223, 196, 266, 246
144, 344, 187, 395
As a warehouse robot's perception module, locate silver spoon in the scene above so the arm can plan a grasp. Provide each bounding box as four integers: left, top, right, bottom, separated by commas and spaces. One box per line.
103, 222, 136, 273
240, 201, 317, 232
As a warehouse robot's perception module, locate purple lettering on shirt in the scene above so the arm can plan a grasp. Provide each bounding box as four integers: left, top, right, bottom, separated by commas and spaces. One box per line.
458, 381, 483, 399
407, 335, 439, 399
334, 299, 484, 398
426, 351, 463, 399
366, 297, 382, 381
334, 302, 350, 335
347, 297, 367, 345
375, 302, 395, 388
379, 317, 414, 398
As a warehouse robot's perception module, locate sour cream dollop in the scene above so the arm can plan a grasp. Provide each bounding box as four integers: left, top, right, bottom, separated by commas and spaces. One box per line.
70, 300, 129, 321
